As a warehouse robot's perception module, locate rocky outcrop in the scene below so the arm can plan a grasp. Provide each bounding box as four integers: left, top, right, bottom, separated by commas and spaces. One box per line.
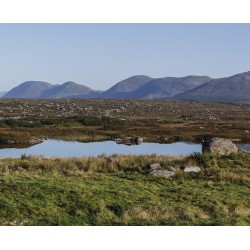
202, 137, 238, 155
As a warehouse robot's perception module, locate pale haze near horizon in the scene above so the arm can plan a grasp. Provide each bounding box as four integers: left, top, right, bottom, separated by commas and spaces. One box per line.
0, 23, 250, 91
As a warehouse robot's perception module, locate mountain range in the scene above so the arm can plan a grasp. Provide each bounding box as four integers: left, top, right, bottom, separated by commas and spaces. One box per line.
2, 71, 250, 103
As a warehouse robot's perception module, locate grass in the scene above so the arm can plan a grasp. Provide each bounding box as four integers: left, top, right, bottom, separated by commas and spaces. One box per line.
0, 152, 249, 226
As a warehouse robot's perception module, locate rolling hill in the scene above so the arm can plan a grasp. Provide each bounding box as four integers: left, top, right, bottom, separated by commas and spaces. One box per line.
3, 81, 95, 99
3, 81, 54, 98
100, 75, 154, 98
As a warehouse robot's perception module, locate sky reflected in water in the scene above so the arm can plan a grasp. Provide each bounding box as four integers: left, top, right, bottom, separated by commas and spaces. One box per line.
0, 140, 203, 158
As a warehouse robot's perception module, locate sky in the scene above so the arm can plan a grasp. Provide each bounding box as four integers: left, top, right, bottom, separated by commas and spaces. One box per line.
0, 23, 250, 91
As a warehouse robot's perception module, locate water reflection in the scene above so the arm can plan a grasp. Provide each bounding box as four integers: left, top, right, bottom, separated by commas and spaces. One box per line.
237, 144, 250, 152
0, 139, 202, 158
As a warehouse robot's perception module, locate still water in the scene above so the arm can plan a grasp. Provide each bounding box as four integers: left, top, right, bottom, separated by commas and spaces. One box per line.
0, 140, 202, 158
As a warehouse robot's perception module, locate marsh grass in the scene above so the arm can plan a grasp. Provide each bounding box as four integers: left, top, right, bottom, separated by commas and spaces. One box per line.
0, 152, 249, 225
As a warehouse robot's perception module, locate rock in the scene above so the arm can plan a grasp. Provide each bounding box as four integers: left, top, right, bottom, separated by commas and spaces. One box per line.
149, 163, 161, 170
134, 137, 143, 145
184, 166, 201, 173
202, 137, 238, 155
151, 170, 175, 178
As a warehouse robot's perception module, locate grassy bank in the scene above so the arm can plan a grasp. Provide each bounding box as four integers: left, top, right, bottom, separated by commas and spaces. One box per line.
0, 152, 249, 226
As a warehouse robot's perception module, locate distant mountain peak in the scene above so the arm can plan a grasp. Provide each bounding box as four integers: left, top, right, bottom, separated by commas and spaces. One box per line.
3, 81, 54, 98
104, 75, 154, 97
62, 81, 79, 86
39, 81, 93, 98
173, 70, 250, 103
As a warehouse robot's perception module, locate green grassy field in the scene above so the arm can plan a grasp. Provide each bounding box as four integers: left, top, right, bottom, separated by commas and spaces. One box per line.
0, 152, 249, 226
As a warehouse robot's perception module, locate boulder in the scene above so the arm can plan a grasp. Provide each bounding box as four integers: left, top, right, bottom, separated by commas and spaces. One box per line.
151, 170, 175, 178
149, 163, 161, 170
184, 166, 201, 173
202, 137, 238, 155
134, 137, 143, 145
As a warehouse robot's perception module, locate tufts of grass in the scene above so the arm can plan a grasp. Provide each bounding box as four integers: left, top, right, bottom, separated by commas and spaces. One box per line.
0, 152, 249, 225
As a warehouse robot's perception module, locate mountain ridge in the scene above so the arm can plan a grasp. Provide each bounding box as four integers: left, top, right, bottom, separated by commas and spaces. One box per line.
2, 71, 250, 103
173, 71, 250, 103
39, 81, 93, 98
128, 75, 212, 99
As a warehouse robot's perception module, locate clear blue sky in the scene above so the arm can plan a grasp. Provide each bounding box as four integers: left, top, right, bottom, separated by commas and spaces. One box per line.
0, 23, 250, 91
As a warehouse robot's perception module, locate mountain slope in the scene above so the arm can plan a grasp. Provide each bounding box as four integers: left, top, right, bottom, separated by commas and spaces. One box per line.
173, 71, 250, 103
39, 81, 93, 98
3, 81, 54, 98
130, 75, 212, 99
101, 75, 153, 98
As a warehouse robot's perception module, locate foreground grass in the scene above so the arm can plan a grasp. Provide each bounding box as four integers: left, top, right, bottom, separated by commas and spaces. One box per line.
0, 152, 249, 226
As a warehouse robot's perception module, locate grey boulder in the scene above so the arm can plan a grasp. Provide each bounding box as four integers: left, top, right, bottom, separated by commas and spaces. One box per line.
202, 137, 238, 155
184, 166, 201, 173
149, 163, 161, 170
151, 170, 175, 178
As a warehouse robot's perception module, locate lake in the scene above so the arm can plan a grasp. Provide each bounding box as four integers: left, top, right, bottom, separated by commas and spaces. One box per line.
0, 139, 202, 158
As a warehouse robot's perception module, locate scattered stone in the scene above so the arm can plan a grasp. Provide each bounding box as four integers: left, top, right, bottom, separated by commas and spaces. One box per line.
15, 166, 25, 172
149, 163, 161, 170
184, 166, 201, 173
151, 170, 175, 178
202, 137, 238, 155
